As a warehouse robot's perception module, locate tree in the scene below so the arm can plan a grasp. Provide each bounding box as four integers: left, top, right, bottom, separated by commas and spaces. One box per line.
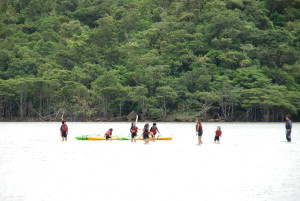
156, 86, 178, 119
92, 71, 122, 119
128, 85, 149, 120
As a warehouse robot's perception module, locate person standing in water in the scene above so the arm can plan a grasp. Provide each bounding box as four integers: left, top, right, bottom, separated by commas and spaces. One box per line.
60, 120, 68, 141
150, 123, 160, 141
143, 123, 152, 144
105, 128, 113, 141
285, 115, 292, 142
196, 119, 203, 145
214, 126, 222, 144
130, 122, 139, 142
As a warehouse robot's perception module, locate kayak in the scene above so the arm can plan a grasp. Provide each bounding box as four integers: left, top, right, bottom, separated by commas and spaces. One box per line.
76, 135, 89, 140
119, 136, 131, 140
136, 136, 173, 141
75, 136, 172, 141
87, 136, 119, 140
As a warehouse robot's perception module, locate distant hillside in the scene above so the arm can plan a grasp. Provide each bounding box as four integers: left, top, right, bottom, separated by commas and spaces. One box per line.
0, 0, 300, 121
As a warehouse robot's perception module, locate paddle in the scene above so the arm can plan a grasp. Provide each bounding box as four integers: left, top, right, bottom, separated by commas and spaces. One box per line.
156, 133, 161, 139
135, 115, 144, 140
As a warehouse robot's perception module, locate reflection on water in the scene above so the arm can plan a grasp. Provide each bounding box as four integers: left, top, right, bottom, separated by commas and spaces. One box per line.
0, 122, 299, 201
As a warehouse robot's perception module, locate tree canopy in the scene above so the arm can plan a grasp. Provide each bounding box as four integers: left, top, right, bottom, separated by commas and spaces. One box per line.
0, 0, 300, 121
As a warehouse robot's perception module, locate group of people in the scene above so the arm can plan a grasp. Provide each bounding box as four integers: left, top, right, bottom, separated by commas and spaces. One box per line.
59, 115, 293, 144
196, 119, 222, 145
100, 122, 160, 144
119, 122, 159, 143
195, 115, 293, 145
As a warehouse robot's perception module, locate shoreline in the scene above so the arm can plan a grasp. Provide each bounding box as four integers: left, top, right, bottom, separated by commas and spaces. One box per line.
0, 118, 287, 123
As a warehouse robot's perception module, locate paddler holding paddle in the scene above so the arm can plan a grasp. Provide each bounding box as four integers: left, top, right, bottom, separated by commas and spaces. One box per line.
130, 122, 141, 142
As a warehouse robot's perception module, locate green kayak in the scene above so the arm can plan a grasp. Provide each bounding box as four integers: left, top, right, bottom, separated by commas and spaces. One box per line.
118, 136, 131, 140
76, 135, 89, 140
75, 136, 131, 140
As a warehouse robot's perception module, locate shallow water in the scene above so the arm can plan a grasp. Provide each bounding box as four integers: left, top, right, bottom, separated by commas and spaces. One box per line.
0, 122, 299, 201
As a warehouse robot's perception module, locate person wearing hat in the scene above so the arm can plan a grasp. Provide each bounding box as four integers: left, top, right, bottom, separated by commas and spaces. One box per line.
60, 120, 68, 141
105, 128, 113, 141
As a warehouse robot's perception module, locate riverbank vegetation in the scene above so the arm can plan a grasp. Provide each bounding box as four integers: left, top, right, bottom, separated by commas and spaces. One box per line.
0, 0, 300, 121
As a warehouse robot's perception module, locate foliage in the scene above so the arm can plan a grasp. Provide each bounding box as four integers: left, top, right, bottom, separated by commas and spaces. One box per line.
0, 0, 300, 121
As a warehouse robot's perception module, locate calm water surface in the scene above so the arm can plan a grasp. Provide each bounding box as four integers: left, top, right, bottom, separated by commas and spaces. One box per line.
0, 122, 300, 201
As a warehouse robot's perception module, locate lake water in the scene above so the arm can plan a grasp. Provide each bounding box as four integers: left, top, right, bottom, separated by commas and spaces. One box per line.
0, 122, 299, 201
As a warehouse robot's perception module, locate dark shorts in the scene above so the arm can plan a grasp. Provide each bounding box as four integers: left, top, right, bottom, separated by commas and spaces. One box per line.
286, 130, 291, 142
214, 136, 220, 141
131, 133, 137, 138
143, 134, 149, 139
105, 135, 111, 140
197, 130, 203, 136
61, 132, 67, 137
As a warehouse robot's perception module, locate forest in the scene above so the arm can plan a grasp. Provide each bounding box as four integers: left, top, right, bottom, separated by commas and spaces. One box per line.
0, 0, 300, 122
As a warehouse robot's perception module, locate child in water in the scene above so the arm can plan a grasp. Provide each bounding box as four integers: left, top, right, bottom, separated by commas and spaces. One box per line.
105, 128, 113, 141
214, 126, 222, 144
60, 120, 68, 141
130, 122, 139, 142
143, 124, 152, 144
196, 119, 203, 145
150, 123, 160, 141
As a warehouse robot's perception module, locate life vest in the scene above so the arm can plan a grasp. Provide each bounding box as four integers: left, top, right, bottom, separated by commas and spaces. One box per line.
143, 128, 149, 135
150, 126, 157, 134
196, 123, 202, 131
216, 130, 222, 136
131, 126, 138, 134
105, 130, 112, 135
61, 124, 68, 132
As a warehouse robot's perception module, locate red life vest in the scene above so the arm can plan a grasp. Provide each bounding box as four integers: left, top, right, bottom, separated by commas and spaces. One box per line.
131, 126, 138, 133
150, 126, 157, 134
61, 124, 68, 132
105, 130, 112, 135
216, 130, 222, 136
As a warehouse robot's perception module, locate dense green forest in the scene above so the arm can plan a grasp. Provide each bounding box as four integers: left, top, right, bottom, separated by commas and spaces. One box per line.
0, 0, 300, 122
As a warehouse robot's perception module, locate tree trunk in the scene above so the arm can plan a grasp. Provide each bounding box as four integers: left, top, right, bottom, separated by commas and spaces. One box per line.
119, 100, 123, 117
19, 93, 26, 119
103, 94, 108, 119
163, 97, 167, 119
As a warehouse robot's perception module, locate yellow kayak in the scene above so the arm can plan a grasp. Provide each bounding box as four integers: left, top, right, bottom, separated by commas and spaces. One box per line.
136, 136, 173, 141
85, 135, 172, 141
87, 136, 119, 140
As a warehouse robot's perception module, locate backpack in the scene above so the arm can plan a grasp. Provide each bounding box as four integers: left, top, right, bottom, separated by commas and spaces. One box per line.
61, 124, 68, 132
